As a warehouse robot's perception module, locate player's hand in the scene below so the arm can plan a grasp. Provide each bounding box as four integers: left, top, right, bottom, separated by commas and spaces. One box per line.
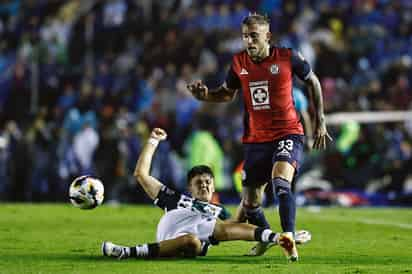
312, 117, 332, 150
150, 128, 167, 141
187, 80, 208, 100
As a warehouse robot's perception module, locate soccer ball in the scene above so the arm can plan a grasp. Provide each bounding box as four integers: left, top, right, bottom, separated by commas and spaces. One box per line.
69, 175, 104, 209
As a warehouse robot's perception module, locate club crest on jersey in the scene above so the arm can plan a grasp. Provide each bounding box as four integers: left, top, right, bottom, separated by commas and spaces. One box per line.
270, 64, 279, 74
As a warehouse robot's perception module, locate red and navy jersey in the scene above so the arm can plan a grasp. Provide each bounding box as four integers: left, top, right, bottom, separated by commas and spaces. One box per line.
226, 47, 311, 143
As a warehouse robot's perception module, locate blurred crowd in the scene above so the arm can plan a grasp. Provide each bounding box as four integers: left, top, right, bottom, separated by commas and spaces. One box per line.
0, 0, 411, 205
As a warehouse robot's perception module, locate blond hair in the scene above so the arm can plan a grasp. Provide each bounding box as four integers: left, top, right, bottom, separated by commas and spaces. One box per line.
242, 12, 270, 26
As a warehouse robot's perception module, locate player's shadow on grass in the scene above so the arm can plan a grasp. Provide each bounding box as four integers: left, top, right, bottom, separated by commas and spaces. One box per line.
175, 255, 412, 265
7, 254, 411, 266
195, 256, 283, 264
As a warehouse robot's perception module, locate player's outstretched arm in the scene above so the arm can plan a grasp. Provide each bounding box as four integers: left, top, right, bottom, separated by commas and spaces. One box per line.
305, 72, 332, 150
300, 108, 314, 150
133, 128, 167, 200
187, 80, 237, 102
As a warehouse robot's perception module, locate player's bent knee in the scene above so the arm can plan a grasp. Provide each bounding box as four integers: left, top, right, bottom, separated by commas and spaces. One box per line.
212, 222, 229, 241
272, 161, 295, 182
242, 199, 261, 209
181, 234, 202, 257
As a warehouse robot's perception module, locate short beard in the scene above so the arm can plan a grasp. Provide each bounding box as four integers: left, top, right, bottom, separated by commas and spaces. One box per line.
250, 50, 265, 62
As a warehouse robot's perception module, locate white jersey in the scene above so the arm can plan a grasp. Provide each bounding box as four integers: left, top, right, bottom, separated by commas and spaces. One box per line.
153, 185, 231, 220
153, 185, 231, 256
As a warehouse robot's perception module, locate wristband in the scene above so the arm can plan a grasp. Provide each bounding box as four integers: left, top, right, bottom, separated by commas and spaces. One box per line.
148, 138, 159, 146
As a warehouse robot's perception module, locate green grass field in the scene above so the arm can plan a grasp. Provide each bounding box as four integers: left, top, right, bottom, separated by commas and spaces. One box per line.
1, 204, 412, 274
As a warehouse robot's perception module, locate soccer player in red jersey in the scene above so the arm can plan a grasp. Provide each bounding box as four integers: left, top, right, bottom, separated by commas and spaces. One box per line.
187, 13, 331, 261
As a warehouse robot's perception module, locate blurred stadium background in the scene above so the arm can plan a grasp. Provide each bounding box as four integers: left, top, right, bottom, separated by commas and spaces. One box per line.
0, 0, 411, 207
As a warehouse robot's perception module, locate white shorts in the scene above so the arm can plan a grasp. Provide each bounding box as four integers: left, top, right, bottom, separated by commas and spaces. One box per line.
156, 208, 217, 242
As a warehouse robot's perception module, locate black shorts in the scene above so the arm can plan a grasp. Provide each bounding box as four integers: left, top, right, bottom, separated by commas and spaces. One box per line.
242, 134, 305, 187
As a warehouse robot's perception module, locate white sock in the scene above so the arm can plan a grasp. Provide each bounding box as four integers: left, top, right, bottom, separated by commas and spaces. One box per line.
135, 244, 149, 257
261, 229, 279, 243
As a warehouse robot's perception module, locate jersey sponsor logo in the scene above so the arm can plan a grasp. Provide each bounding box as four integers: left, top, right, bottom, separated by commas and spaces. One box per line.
177, 195, 194, 209
193, 201, 222, 218
176, 194, 222, 218
240, 68, 249, 75
270, 64, 279, 74
249, 80, 270, 110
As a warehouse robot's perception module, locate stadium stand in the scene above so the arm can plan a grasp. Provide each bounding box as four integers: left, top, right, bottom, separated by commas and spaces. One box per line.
0, 0, 411, 205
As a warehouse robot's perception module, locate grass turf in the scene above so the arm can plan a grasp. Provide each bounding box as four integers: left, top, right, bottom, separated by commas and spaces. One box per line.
1, 204, 412, 274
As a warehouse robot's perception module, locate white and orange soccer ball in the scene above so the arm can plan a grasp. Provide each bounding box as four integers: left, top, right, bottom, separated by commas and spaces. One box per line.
69, 175, 104, 209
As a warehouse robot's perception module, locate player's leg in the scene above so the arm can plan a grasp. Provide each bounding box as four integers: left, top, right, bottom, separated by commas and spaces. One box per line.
241, 184, 270, 228
272, 163, 299, 261
271, 135, 305, 261
239, 143, 275, 255
102, 234, 202, 259
238, 143, 273, 228
211, 221, 311, 259
240, 184, 279, 256
212, 221, 279, 244
272, 161, 296, 233
233, 204, 247, 223
234, 184, 269, 228
158, 234, 202, 257
212, 219, 312, 243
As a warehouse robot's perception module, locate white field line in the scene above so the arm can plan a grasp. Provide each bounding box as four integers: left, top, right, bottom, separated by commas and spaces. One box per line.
360, 218, 412, 229
306, 214, 412, 230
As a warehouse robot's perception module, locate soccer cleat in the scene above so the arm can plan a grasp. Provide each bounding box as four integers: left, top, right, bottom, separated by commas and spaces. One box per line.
278, 232, 298, 262
102, 241, 128, 260
247, 230, 311, 256
295, 230, 311, 245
